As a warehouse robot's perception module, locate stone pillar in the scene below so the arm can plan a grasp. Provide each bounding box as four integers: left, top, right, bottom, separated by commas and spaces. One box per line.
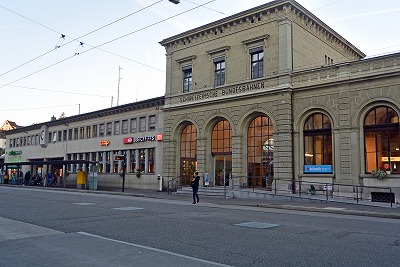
231, 134, 243, 187
135, 149, 139, 171
278, 19, 293, 86
197, 137, 207, 185
110, 151, 114, 173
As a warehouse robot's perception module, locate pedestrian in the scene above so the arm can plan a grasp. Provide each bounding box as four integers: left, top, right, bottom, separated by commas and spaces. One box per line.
191, 171, 200, 204
24, 171, 31, 186
4, 172, 9, 184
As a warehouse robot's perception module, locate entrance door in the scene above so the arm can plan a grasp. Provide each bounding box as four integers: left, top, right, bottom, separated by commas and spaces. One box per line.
214, 155, 232, 186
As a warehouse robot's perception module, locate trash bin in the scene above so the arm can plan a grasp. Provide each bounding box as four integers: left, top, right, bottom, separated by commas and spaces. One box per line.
76, 171, 86, 189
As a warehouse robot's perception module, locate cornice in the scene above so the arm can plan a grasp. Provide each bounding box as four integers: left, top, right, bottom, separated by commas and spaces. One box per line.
159, 0, 365, 59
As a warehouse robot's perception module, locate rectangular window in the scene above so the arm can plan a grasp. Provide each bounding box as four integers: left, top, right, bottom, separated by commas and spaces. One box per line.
114, 121, 120, 135
48, 133, 52, 144
250, 47, 264, 79
106, 122, 112, 136
139, 117, 146, 132
74, 128, 78, 139
130, 118, 137, 133
105, 151, 111, 172
183, 67, 192, 93
27, 136, 30, 146
122, 120, 128, 134
99, 124, 105, 137
214, 58, 225, 86
79, 127, 84, 139
57, 131, 62, 142
63, 130, 67, 141
149, 115, 156, 130
86, 126, 91, 138
129, 149, 136, 173
68, 129, 73, 140
92, 125, 98, 137
139, 149, 146, 172
148, 148, 155, 173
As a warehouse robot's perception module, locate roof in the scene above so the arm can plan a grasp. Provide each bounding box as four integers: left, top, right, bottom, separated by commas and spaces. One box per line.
159, 0, 365, 58
4, 96, 165, 135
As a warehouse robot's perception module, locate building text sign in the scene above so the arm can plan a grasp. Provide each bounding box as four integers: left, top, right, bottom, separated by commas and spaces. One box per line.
304, 165, 332, 173
180, 81, 265, 103
124, 136, 157, 144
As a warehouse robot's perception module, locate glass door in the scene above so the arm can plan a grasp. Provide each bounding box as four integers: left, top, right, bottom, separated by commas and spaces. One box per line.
214, 155, 232, 186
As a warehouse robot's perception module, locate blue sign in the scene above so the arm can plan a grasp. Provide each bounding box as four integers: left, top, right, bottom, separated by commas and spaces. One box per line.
304, 165, 332, 173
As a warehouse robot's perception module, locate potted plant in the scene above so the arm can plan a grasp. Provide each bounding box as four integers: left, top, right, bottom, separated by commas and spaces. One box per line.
135, 169, 141, 178
371, 169, 387, 179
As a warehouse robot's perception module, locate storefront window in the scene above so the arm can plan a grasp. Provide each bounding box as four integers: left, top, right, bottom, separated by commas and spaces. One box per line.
98, 152, 104, 173
180, 123, 197, 185
139, 149, 145, 172
105, 152, 111, 172
303, 113, 332, 172
148, 148, 155, 173
247, 116, 273, 187
364, 106, 400, 173
129, 150, 136, 173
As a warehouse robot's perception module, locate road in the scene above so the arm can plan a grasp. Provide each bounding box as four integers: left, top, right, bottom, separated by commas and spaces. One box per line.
0, 186, 399, 267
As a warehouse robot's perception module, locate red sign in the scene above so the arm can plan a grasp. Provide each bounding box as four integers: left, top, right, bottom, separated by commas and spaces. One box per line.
123, 137, 133, 144
156, 134, 163, 141
100, 140, 110, 146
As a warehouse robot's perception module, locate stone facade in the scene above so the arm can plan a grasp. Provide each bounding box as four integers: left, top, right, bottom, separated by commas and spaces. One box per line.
159, 0, 400, 192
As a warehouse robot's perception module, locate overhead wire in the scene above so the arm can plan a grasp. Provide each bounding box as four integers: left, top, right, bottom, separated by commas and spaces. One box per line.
0, 84, 111, 98
0, 1, 164, 78
0, 0, 217, 91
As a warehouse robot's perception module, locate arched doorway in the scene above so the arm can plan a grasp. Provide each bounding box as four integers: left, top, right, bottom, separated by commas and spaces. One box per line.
180, 123, 197, 186
212, 120, 232, 186
247, 116, 273, 188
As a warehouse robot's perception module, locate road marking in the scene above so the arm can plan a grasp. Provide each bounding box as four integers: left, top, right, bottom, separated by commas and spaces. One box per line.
322, 207, 347, 211
112, 207, 144, 211
78, 232, 233, 267
73, 202, 96, 205
234, 221, 280, 229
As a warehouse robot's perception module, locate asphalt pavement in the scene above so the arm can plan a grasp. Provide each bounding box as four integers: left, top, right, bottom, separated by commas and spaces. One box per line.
1, 184, 400, 219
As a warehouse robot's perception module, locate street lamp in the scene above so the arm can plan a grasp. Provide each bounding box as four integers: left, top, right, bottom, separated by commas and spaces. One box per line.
169, 0, 180, 4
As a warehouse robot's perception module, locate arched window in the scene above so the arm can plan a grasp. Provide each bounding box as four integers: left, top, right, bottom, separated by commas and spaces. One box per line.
364, 106, 400, 173
180, 123, 197, 185
247, 116, 273, 187
211, 120, 232, 154
303, 113, 332, 173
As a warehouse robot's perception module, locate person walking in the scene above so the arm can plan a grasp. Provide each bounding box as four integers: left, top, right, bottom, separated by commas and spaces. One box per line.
191, 171, 200, 204
24, 171, 31, 186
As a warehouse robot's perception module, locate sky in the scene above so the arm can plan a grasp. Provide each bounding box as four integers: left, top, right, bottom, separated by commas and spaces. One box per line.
1, 0, 399, 127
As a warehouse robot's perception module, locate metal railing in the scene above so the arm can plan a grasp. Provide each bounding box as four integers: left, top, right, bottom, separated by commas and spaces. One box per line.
229, 176, 398, 207
167, 176, 181, 194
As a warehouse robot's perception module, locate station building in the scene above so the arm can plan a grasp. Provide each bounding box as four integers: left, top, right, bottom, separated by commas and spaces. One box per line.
159, 0, 400, 195
4, 97, 165, 190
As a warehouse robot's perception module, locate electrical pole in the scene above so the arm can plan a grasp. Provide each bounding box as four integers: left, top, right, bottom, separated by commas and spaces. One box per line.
117, 66, 122, 106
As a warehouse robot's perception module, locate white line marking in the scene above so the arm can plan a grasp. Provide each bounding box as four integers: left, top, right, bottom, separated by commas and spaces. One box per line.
78, 232, 233, 267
